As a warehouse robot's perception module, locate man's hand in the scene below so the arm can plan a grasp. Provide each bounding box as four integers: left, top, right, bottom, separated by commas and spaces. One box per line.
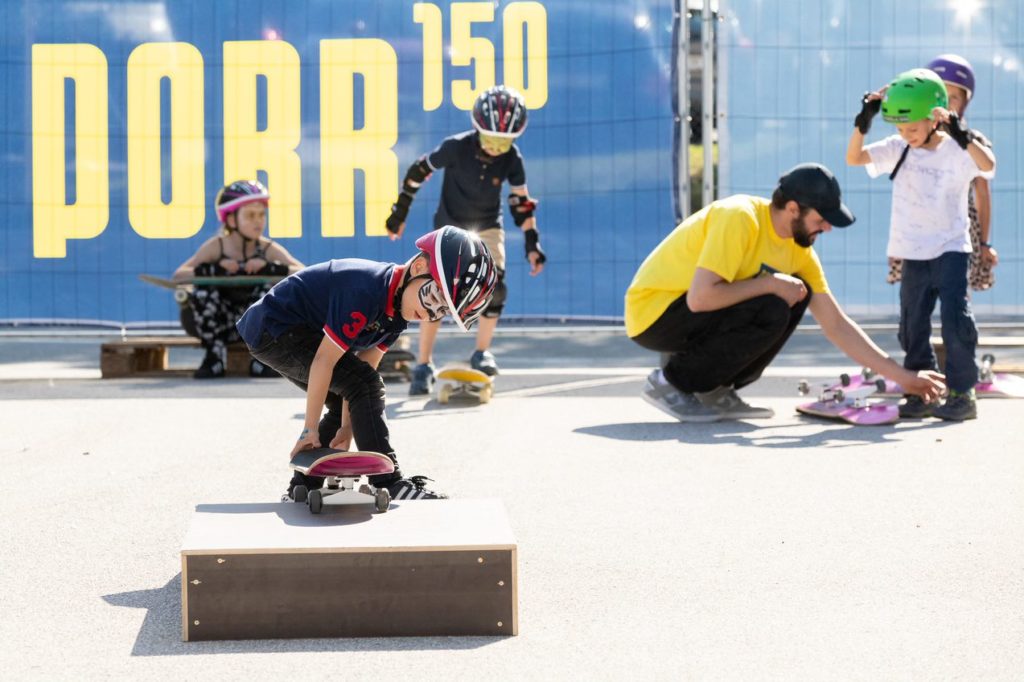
290, 428, 321, 457
770, 273, 808, 307
899, 369, 946, 403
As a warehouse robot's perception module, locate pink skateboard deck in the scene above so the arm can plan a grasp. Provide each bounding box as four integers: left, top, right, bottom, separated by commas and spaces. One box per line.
797, 378, 899, 425
290, 448, 395, 477
977, 354, 1024, 398
288, 448, 395, 514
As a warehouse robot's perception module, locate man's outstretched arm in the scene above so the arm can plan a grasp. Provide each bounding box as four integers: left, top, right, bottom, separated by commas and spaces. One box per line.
809, 292, 944, 401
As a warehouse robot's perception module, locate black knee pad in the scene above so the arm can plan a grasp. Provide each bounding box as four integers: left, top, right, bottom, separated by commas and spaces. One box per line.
484, 271, 507, 318
332, 352, 387, 404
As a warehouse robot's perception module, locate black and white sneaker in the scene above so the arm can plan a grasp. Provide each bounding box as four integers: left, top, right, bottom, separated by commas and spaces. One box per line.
386, 475, 448, 500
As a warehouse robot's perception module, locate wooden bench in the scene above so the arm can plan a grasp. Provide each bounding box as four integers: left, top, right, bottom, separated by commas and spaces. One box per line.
100, 336, 415, 380
931, 336, 1024, 373
100, 337, 253, 378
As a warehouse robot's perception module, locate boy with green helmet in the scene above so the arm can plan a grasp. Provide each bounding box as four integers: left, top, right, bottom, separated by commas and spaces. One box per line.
846, 68, 996, 421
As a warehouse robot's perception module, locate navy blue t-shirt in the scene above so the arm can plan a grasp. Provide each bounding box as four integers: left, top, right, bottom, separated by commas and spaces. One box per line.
237, 259, 407, 352
426, 130, 527, 231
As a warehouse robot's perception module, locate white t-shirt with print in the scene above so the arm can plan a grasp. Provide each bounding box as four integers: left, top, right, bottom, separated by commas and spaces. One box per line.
865, 134, 994, 260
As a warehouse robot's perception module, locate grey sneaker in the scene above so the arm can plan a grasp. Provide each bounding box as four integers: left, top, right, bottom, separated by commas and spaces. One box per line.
696, 386, 774, 419
641, 370, 721, 423
933, 389, 977, 421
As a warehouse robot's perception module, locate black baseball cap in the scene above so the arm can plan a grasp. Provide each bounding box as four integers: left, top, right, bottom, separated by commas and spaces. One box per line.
776, 163, 855, 228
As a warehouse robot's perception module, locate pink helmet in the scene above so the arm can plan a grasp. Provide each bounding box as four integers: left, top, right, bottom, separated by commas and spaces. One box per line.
215, 180, 269, 224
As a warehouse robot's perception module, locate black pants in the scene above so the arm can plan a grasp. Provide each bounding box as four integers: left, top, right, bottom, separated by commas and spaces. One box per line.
247, 326, 400, 487
632, 290, 811, 394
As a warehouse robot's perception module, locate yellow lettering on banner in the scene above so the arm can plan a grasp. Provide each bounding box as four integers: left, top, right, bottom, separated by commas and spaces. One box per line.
450, 2, 495, 110
223, 40, 302, 237
31, 44, 109, 258
127, 42, 205, 239
413, 3, 444, 111
503, 2, 548, 108
320, 39, 398, 238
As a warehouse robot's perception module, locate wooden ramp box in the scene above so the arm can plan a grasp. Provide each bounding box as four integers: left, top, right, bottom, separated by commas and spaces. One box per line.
181, 499, 517, 641
100, 337, 252, 378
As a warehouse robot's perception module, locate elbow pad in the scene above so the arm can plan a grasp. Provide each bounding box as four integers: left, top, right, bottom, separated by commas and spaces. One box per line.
508, 193, 538, 227
402, 158, 433, 194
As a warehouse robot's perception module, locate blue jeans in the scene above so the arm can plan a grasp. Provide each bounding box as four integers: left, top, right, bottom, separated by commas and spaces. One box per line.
899, 252, 977, 393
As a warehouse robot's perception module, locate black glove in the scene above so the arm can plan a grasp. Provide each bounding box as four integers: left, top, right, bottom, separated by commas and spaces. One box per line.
523, 228, 546, 265
194, 262, 227, 276
943, 113, 975, 150
385, 193, 412, 235
854, 93, 881, 134
259, 261, 289, 276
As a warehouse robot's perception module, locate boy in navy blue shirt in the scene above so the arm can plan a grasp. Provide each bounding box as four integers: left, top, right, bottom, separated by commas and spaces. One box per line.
385, 85, 547, 393
237, 227, 497, 500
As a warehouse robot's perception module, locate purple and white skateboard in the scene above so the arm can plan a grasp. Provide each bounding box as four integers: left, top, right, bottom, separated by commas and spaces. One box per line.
289, 448, 395, 514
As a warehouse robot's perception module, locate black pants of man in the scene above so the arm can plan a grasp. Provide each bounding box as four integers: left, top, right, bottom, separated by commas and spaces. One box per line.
247, 325, 401, 489
631, 290, 811, 394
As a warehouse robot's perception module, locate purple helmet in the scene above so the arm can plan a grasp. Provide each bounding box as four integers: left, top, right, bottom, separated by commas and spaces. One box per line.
215, 180, 270, 223
471, 85, 528, 139
926, 54, 975, 102
415, 226, 497, 332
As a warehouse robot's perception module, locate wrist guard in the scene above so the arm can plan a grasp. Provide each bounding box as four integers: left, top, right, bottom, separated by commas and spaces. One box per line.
260, 261, 289, 276
523, 228, 546, 264
944, 113, 975, 150
853, 93, 881, 134
386, 192, 413, 234
508, 193, 538, 227
401, 158, 432, 194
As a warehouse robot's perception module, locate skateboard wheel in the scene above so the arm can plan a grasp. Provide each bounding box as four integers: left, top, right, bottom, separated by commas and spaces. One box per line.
292, 485, 308, 504
874, 378, 886, 392
840, 373, 851, 387
479, 385, 492, 404
374, 488, 391, 513
308, 489, 323, 514
797, 380, 809, 396
438, 384, 451, 404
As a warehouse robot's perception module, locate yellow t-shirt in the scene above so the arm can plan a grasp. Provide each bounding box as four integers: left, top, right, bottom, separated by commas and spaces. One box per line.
624, 195, 829, 337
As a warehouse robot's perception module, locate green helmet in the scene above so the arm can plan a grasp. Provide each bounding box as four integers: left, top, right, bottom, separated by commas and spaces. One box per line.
881, 69, 948, 123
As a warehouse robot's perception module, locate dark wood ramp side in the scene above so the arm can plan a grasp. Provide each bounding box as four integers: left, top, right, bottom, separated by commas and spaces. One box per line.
181, 499, 518, 640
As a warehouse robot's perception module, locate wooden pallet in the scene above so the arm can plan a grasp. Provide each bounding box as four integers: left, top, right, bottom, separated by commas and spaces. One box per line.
100, 337, 252, 378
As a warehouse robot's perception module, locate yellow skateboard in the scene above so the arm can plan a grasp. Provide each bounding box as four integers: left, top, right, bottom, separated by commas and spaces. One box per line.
436, 363, 493, 404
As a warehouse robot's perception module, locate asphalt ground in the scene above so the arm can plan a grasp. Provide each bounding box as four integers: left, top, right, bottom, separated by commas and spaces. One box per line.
1, 323, 1023, 680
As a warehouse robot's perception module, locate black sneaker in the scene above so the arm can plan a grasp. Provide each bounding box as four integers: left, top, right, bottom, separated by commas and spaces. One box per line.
193, 353, 225, 379
249, 358, 280, 378
933, 389, 978, 421
898, 395, 932, 419
385, 475, 448, 500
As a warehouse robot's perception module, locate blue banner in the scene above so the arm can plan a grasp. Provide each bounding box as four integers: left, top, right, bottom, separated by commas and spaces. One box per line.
1, 0, 677, 325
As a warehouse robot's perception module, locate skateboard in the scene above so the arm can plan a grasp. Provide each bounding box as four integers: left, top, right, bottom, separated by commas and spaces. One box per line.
288, 448, 395, 514
139, 273, 283, 303
976, 354, 1024, 398
435, 363, 493, 404
843, 356, 1024, 399
796, 377, 899, 425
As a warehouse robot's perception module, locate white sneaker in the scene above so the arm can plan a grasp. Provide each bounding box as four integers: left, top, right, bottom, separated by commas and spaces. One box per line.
641, 370, 721, 423
696, 386, 774, 419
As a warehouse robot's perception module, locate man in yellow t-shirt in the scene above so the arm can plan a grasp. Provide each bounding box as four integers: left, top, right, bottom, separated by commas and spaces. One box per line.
626, 163, 945, 422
